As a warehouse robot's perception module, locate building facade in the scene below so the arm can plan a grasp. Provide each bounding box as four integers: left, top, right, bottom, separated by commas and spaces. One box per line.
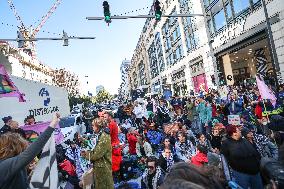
129, 0, 215, 96
128, 0, 284, 96
0, 41, 81, 96
118, 59, 131, 100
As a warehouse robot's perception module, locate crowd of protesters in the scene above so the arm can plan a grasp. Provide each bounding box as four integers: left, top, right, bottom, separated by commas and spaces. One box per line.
1, 81, 284, 189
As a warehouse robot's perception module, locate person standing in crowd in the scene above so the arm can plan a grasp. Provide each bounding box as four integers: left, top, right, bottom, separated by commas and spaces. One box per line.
228, 94, 243, 115
83, 118, 114, 189
156, 99, 170, 126
104, 112, 122, 180
0, 113, 60, 189
221, 125, 263, 189
141, 156, 165, 189
0, 116, 13, 135
196, 96, 207, 134
133, 101, 144, 127
82, 110, 94, 134
185, 97, 198, 132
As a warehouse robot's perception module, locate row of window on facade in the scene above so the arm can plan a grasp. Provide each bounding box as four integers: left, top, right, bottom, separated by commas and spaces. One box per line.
206, 0, 261, 34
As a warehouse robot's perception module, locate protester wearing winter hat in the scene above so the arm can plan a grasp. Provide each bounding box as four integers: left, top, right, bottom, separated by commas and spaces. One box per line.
0, 116, 12, 135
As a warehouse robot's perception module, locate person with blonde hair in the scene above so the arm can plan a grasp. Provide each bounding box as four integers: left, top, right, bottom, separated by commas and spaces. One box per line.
83, 118, 114, 189
0, 113, 60, 189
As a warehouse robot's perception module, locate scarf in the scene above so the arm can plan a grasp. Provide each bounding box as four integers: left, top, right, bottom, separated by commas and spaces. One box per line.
142, 166, 162, 189
65, 145, 84, 178
177, 140, 195, 159
162, 153, 174, 172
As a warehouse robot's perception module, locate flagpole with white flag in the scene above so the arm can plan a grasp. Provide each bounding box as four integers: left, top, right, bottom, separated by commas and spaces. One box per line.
29, 133, 59, 189
256, 75, 277, 107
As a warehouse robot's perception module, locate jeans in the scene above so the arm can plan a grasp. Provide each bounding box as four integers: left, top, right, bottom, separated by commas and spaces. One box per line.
232, 170, 263, 189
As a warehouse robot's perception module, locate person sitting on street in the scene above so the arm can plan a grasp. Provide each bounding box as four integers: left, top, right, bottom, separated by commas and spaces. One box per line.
141, 156, 165, 189
158, 147, 176, 173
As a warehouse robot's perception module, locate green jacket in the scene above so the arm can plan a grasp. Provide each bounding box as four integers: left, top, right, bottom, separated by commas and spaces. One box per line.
89, 131, 114, 189
185, 102, 197, 121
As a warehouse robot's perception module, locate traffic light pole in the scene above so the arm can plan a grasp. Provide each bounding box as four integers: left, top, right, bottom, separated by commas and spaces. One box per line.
86, 14, 207, 20
0, 36, 96, 42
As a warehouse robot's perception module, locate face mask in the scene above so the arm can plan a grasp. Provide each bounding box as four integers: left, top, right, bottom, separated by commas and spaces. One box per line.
263, 122, 268, 126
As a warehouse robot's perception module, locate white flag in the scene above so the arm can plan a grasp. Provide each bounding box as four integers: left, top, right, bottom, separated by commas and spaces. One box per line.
29, 133, 58, 189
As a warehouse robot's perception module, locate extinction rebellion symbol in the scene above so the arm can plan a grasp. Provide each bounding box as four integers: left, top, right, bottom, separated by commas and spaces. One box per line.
39, 88, 50, 106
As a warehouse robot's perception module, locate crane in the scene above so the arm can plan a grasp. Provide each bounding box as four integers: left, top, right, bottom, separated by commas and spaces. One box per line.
7, 0, 63, 57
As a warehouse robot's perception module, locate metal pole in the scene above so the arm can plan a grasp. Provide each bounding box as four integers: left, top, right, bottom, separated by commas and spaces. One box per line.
0, 37, 96, 42
86, 14, 207, 20
261, 0, 280, 87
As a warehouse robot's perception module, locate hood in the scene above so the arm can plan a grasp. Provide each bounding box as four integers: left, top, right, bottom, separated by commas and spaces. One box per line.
192, 152, 208, 163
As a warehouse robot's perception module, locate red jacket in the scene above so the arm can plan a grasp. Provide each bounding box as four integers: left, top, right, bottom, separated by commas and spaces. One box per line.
109, 119, 119, 146
191, 152, 208, 167
59, 159, 76, 176
112, 145, 122, 172
127, 133, 138, 155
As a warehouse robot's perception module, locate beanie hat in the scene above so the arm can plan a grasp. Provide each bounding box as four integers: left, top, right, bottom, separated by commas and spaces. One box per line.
2, 116, 12, 124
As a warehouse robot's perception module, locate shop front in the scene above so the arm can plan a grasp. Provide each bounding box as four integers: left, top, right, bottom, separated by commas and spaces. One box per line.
190, 58, 208, 93
171, 68, 187, 96
216, 31, 276, 87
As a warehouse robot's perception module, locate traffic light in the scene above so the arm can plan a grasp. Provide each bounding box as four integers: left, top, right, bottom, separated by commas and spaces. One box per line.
103, 1, 111, 24
154, 0, 162, 21
62, 30, 68, 46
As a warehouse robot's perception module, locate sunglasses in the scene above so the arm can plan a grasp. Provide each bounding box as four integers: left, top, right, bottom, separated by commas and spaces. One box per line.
148, 166, 155, 170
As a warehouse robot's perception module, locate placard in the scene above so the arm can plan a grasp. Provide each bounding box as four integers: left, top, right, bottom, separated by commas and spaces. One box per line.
228, 115, 240, 125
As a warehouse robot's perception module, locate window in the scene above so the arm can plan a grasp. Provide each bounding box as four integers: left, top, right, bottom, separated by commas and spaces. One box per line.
225, 3, 232, 19
213, 9, 226, 31
233, 0, 250, 14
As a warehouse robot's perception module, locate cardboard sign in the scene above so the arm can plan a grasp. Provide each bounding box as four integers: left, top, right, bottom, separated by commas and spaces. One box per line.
228, 115, 240, 125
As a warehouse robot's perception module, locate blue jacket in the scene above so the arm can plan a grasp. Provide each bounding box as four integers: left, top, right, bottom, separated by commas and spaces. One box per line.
147, 130, 163, 145
228, 100, 243, 115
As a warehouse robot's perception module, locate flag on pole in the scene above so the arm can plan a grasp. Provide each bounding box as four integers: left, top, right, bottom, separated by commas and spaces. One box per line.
29, 133, 58, 189
256, 75, 277, 107
0, 65, 25, 102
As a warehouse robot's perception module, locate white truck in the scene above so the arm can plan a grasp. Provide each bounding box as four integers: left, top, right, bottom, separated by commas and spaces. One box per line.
0, 76, 70, 125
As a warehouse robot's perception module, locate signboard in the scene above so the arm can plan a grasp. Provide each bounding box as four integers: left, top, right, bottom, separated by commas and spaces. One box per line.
228, 115, 241, 125
0, 76, 70, 125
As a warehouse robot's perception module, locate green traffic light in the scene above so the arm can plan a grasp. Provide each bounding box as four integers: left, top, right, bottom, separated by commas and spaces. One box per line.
105, 15, 111, 22
155, 13, 161, 20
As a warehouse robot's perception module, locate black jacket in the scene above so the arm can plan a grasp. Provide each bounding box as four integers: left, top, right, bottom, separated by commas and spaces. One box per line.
0, 127, 54, 189
221, 136, 261, 175
0, 125, 11, 135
